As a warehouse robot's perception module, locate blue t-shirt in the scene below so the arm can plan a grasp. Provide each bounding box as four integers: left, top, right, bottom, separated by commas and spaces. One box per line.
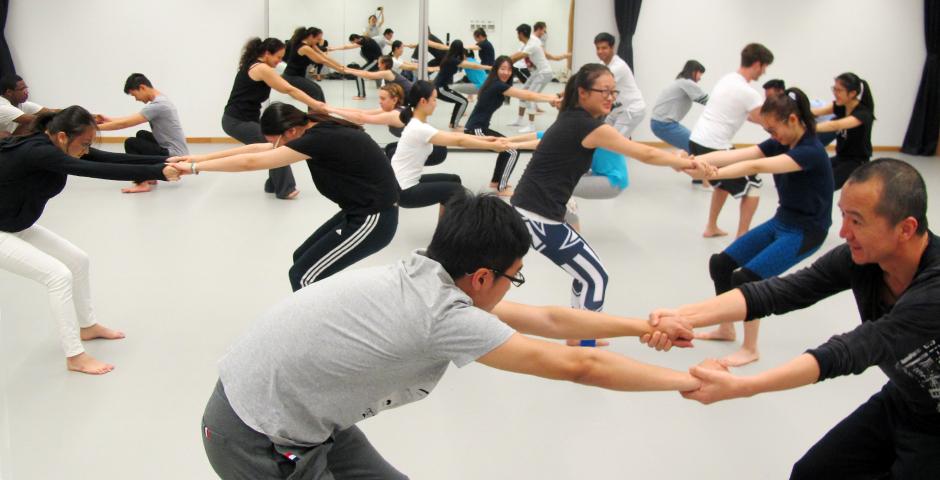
758, 132, 833, 233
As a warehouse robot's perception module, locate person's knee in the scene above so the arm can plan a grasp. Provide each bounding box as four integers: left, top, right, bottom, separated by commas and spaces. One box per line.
730, 267, 762, 288
45, 262, 73, 291
708, 253, 737, 283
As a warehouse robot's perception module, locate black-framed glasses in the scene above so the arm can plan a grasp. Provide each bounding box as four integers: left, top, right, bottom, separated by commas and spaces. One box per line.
588, 88, 620, 98
491, 269, 525, 287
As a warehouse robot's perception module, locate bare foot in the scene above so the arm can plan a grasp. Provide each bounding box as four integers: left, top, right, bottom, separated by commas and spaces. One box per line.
702, 227, 728, 238
121, 183, 152, 194
565, 339, 611, 347
80, 323, 126, 341
352, 96, 366, 101
286, 189, 300, 200
147, 180, 158, 185
721, 348, 760, 367
66, 352, 115, 375
694, 326, 736, 341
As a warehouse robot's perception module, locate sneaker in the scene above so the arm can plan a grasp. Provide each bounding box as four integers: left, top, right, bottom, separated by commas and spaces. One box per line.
507, 118, 524, 127
518, 124, 535, 133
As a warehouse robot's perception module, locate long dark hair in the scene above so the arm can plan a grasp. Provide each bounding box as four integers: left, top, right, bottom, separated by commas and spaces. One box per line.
835, 72, 875, 117
560, 63, 611, 113
760, 87, 816, 136
676, 60, 705, 80
289, 27, 322, 51
239, 37, 285, 69
260, 102, 362, 136
441, 39, 466, 65
480, 55, 513, 93
32, 105, 97, 139
399, 80, 435, 124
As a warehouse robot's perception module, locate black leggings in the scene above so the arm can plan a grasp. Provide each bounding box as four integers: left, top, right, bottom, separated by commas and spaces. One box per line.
289, 206, 399, 291
123, 131, 170, 184
465, 127, 518, 190
513, 67, 531, 85
398, 174, 464, 208
221, 114, 296, 199
436, 85, 468, 128
282, 74, 326, 103
355, 59, 379, 97
831, 155, 868, 190
384, 142, 447, 166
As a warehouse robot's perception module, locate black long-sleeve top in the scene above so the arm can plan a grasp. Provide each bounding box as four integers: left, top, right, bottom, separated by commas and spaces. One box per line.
739, 233, 940, 418
0, 133, 169, 233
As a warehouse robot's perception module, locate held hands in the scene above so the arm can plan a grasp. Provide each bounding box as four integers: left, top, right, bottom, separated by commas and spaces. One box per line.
680, 358, 742, 405
170, 162, 195, 175
639, 309, 695, 351
488, 138, 512, 152
681, 156, 718, 179
94, 114, 111, 124
162, 164, 182, 181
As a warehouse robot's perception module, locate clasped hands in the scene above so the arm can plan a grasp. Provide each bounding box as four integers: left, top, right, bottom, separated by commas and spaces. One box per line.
673, 151, 717, 179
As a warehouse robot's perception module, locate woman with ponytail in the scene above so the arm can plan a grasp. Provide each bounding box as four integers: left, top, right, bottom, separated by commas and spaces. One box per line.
172, 103, 399, 291
686, 88, 834, 366
433, 40, 491, 129
222, 37, 327, 200
390, 80, 509, 215
0, 106, 180, 374
282, 27, 345, 103
813, 72, 875, 189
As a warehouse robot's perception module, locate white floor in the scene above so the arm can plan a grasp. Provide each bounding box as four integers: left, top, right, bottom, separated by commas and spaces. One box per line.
1, 79, 937, 479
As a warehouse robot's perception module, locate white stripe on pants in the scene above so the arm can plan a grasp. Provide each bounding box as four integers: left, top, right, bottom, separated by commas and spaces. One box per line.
522, 71, 553, 111
355, 59, 378, 97
299, 213, 380, 286
0, 224, 96, 357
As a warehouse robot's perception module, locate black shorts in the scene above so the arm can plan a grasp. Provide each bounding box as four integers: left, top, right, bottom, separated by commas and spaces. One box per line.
688, 140, 762, 198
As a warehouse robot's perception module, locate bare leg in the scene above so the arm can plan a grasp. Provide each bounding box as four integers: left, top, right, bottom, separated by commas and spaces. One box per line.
66, 352, 115, 375
488, 182, 514, 197
736, 196, 760, 238
695, 322, 736, 341
703, 189, 730, 237
722, 319, 760, 366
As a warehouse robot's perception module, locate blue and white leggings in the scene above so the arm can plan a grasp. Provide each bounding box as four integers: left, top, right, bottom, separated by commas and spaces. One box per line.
520, 213, 609, 311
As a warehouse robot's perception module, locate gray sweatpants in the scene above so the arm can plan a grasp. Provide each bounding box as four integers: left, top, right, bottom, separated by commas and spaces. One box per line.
202, 380, 408, 480
221, 114, 297, 198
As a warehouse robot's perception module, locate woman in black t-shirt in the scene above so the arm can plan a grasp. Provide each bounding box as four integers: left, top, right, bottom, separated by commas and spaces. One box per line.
812, 72, 875, 190
465, 55, 559, 194
172, 103, 399, 292
282, 27, 347, 103
434, 40, 491, 129
509, 64, 700, 345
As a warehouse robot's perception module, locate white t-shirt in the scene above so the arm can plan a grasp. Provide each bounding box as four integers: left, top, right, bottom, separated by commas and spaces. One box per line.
391, 56, 404, 74
606, 55, 645, 112
689, 72, 763, 150
0, 96, 42, 134
522, 37, 551, 74
391, 118, 437, 190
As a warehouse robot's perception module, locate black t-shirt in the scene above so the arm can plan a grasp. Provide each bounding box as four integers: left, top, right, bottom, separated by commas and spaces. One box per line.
412, 34, 445, 61
740, 232, 940, 419
391, 71, 413, 95
360, 37, 382, 63
285, 123, 399, 214
477, 39, 495, 66
833, 102, 873, 159
434, 57, 461, 87
511, 108, 605, 221
757, 132, 833, 233
224, 63, 272, 122
466, 80, 510, 130
0, 134, 167, 233
284, 43, 314, 76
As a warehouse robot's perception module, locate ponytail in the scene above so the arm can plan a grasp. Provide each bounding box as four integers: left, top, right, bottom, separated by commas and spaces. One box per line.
239, 37, 285, 70
560, 63, 611, 113
835, 72, 875, 118
399, 80, 434, 124
31, 105, 97, 139
760, 87, 816, 136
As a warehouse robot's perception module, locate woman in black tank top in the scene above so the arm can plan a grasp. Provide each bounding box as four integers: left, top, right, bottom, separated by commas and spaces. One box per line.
345, 56, 414, 97
221, 37, 327, 200
282, 27, 349, 104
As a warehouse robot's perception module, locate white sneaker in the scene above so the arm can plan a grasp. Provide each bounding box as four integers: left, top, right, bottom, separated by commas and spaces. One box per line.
507, 118, 524, 127
518, 124, 535, 133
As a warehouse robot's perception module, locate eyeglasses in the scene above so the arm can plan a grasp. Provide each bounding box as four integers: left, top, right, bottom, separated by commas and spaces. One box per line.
491, 268, 525, 287
831, 85, 846, 93
588, 88, 620, 98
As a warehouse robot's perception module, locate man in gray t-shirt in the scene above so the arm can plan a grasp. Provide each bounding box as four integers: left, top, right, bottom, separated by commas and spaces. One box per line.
202, 194, 702, 480
98, 73, 188, 193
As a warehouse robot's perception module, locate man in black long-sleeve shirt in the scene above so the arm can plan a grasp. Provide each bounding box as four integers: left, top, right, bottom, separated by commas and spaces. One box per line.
645, 158, 940, 478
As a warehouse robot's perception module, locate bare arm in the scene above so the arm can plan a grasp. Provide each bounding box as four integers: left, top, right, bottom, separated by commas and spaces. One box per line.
695, 146, 762, 168
300, 45, 346, 72
250, 65, 326, 112
816, 116, 862, 133
175, 146, 307, 173
345, 68, 392, 81
96, 113, 148, 131
709, 153, 802, 179
328, 43, 360, 52
682, 354, 820, 404
811, 103, 834, 117
172, 143, 275, 163
509, 51, 527, 63
478, 334, 700, 392
545, 51, 572, 61
429, 131, 507, 151
427, 40, 449, 51
492, 301, 674, 340
503, 86, 557, 103
583, 125, 691, 169
327, 107, 402, 127
746, 106, 763, 125
459, 61, 490, 71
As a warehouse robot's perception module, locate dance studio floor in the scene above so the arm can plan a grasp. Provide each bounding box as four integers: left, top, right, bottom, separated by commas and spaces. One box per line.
1, 80, 937, 479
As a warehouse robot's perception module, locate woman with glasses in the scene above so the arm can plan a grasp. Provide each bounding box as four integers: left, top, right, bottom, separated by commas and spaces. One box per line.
812, 72, 875, 190
170, 103, 399, 292
509, 64, 702, 345
0, 106, 180, 374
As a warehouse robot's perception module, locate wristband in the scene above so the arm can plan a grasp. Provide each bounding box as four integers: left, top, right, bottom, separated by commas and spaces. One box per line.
191, 162, 199, 175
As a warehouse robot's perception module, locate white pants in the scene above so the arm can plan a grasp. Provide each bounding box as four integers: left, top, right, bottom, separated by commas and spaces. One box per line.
522, 71, 554, 111
605, 106, 646, 138
0, 224, 96, 357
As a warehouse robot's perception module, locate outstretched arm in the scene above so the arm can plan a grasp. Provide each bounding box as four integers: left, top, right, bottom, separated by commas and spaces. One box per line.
96, 113, 148, 131
429, 131, 509, 151
172, 146, 307, 173
252, 64, 326, 113
816, 116, 862, 133
345, 68, 392, 81
682, 354, 820, 404
583, 124, 693, 169
169, 143, 274, 164
301, 45, 346, 72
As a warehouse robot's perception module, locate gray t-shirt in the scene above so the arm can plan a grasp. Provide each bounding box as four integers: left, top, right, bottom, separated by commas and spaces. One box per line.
651, 78, 708, 123
140, 95, 188, 156
218, 250, 515, 447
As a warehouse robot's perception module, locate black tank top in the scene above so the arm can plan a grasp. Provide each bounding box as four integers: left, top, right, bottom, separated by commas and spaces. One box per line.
390, 72, 413, 95
388, 106, 405, 137
284, 43, 314, 76
223, 63, 271, 122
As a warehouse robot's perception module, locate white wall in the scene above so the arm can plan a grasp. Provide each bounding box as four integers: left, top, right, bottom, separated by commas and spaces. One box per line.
573, 0, 925, 146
